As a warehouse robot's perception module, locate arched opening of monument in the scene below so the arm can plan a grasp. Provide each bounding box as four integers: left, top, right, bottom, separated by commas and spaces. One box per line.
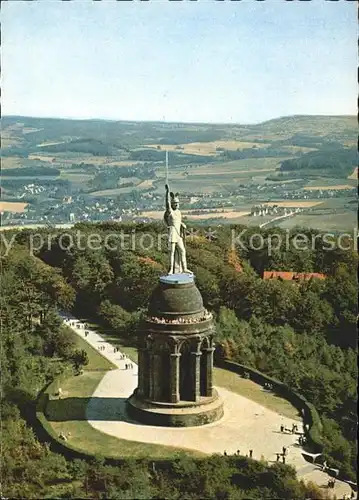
160, 350, 170, 401
200, 338, 209, 397
179, 341, 192, 401
142, 349, 150, 399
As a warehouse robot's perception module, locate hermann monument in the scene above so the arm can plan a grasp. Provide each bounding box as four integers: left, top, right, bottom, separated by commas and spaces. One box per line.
127, 181, 224, 426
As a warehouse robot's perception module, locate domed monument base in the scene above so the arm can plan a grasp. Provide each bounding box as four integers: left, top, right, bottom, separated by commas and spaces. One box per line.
127, 274, 223, 427
128, 388, 223, 427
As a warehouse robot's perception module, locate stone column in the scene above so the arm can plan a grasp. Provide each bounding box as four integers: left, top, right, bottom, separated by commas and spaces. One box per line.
190, 351, 202, 402
148, 352, 156, 400
202, 347, 215, 397
137, 347, 145, 397
152, 353, 162, 401
169, 353, 181, 403
137, 347, 149, 398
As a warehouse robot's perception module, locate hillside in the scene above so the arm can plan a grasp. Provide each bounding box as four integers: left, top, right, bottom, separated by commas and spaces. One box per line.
249, 115, 357, 138
1, 114, 357, 151
1, 115, 356, 232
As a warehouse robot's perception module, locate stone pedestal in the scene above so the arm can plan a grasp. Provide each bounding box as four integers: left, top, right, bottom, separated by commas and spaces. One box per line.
127, 273, 223, 427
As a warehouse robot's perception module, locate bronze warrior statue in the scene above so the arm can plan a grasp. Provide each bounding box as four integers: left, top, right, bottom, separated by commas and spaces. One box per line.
164, 184, 192, 275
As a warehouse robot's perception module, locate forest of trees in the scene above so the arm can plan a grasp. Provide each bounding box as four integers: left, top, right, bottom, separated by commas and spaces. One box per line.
1, 178, 70, 190
280, 146, 357, 175
1, 221, 357, 497
129, 149, 213, 164
220, 147, 290, 160
2, 166, 60, 177
36, 138, 123, 156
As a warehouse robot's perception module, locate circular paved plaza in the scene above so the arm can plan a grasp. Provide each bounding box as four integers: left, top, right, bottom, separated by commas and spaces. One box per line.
62, 315, 352, 498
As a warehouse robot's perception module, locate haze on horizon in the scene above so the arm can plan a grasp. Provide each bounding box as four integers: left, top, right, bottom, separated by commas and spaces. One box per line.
2, 1, 357, 125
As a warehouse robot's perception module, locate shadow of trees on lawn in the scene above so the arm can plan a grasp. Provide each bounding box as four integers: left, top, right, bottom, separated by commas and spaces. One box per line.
46, 396, 132, 422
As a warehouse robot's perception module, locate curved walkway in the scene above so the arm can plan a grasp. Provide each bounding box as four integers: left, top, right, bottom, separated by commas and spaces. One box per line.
61, 314, 352, 499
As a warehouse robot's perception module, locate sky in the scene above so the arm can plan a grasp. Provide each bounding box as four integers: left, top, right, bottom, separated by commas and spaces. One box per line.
2, 0, 357, 124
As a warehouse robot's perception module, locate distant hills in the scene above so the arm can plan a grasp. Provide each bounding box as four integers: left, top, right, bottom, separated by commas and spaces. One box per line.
2, 115, 357, 186
1, 114, 357, 153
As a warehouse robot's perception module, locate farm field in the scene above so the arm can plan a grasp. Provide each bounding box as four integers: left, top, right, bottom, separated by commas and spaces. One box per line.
145, 141, 317, 157
1, 157, 25, 170
192, 157, 285, 173
106, 160, 139, 167
303, 184, 355, 191
152, 179, 219, 194
141, 209, 251, 221
87, 177, 150, 197
277, 211, 357, 231
37, 140, 67, 147
88, 187, 137, 196
348, 167, 358, 180
263, 200, 324, 208
28, 154, 62, 163
136, 179, 155, 189
144, 140, 270, 156
184, 210, 251, 220
185, 168, 277, 177
317, 197, 356, 209
0, 201, 28, 213
153, 158, 286, 194
0, 223, 74, 232
28, 153, 129, 166
59, 172, 93, 185
155, 157, 284, 177
303, 176, 357, 188
1, 176, 59, 183
62, 156, 129, 166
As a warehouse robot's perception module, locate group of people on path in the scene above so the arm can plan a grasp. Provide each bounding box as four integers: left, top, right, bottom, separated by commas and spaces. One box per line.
112, 348, 134, 369
223, 449, 253, 459
280, 423, 299, 434
114, 348, 126, 358
276, 446, 288, 464
327, 478, 336, 489
64, 315, 136, 371
343, 489, 356, 499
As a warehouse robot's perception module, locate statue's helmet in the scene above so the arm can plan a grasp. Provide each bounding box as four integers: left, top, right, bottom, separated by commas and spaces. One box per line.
170, 192, 180, 205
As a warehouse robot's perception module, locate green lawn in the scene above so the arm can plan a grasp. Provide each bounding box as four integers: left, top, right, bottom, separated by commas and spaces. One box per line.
71, 329, 117, 371
45, 326, 201, 459
214, 368, 301, 421
44, 320, 303, 459
45, 369, 202, 459
74, 319, 139, 363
